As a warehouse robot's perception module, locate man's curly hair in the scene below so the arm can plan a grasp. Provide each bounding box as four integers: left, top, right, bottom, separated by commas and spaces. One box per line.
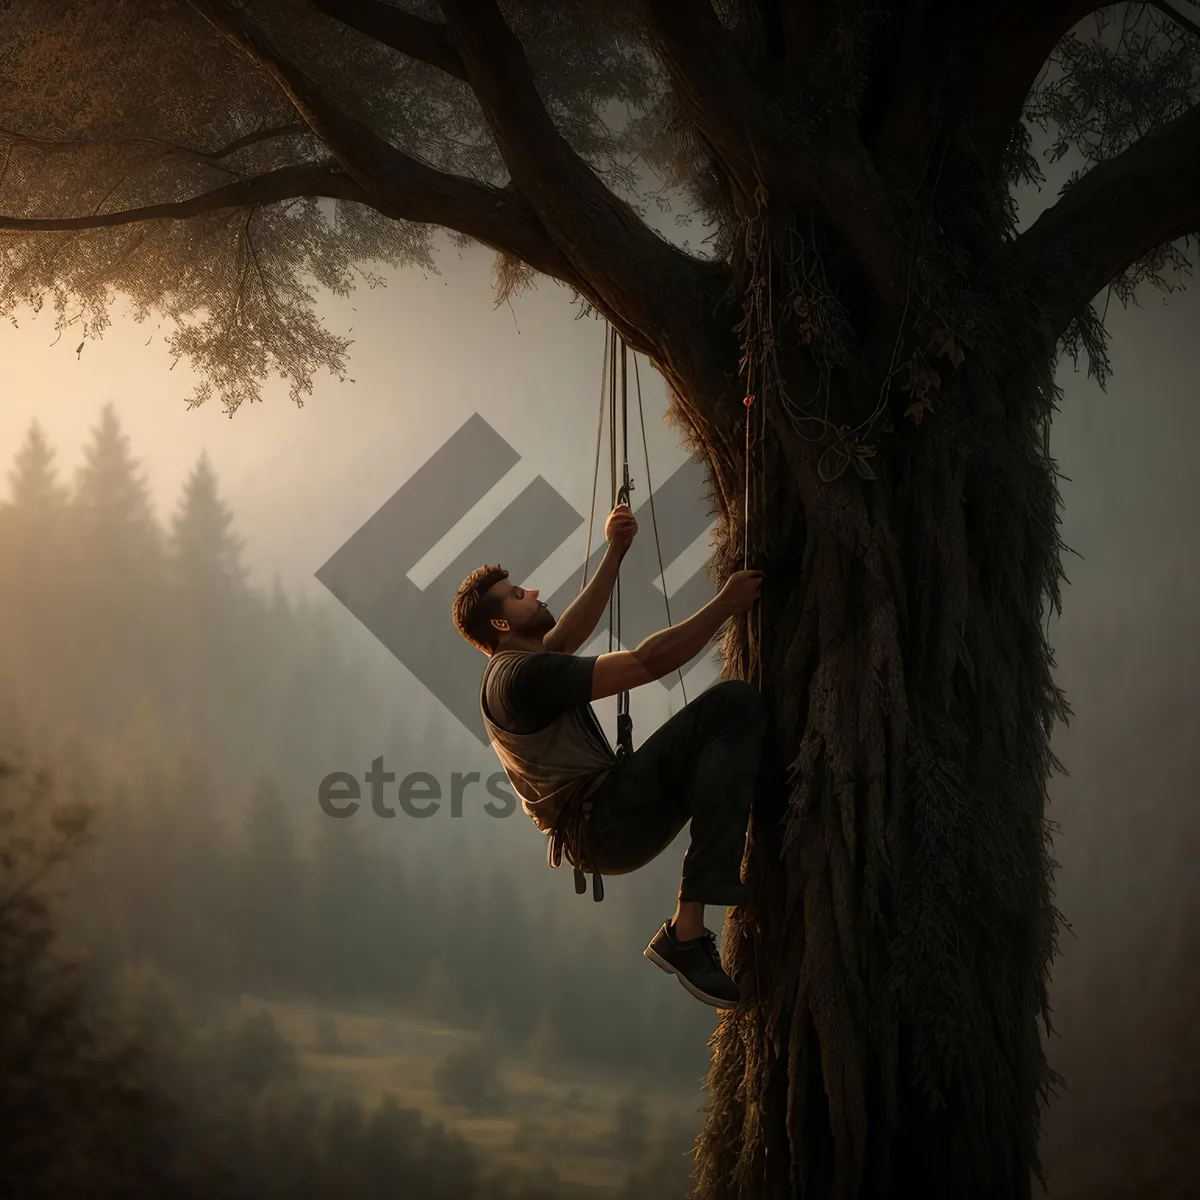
452, 563, 510, 654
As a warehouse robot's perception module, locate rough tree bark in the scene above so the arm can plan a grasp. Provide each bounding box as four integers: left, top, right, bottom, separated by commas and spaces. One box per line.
5, 1, 1199, 1196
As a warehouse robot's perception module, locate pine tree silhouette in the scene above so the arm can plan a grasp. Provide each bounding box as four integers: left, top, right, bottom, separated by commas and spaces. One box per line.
168, 452, 246, 600
7, 420, 68, 516
165, 450, 265, 761
73, 402, 162, 575
68, 404, 167, 726
0, 423, 71, 722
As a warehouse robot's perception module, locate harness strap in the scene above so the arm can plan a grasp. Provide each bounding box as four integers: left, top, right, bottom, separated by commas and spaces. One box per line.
547, 793, 604, 902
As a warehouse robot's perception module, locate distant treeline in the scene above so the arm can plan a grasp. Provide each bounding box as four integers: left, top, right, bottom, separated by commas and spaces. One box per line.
0, 405, 406, 801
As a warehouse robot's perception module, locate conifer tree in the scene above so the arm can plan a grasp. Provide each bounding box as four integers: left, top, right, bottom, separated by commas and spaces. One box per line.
167, 451, 246, 605
7, 420, 68, 519
73, 402, 162, 577
0, 423, 71, 708
165, 451, 256, 750
68, 404, 167, 721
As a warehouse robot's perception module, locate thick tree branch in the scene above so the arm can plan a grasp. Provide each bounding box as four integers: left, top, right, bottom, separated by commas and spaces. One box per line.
187, 0, 582, 287
866, 2, 1099, 193
190, 0, 431, 197
1152, 0, 1200, 40
436, 0, 731, 365
637, 0, 787, 205
0, 162, 362, 231
1014, 101, 1200, 343
971, 0, 1102, 177
0, 122, 309, 165
638, 0, 905, 327
202, 122, 310, 159
309, 0, 467, 80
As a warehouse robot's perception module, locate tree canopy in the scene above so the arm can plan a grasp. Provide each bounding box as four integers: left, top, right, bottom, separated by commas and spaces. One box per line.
0, 1, 1194, 415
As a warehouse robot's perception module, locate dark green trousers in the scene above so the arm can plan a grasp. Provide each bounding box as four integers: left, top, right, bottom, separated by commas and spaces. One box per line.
582, 679, 768, 906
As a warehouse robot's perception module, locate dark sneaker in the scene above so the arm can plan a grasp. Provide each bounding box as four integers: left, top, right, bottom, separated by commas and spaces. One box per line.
643, 919, 741, 1009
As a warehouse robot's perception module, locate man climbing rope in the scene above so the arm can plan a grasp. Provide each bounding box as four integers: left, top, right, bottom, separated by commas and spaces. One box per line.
451, 501, 768, 1010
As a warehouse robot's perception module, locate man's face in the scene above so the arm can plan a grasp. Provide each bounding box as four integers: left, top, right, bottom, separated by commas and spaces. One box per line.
493, 579, 555, 638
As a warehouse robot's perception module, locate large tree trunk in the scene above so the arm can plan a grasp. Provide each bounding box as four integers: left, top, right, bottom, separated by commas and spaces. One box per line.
661, 205, 1067, 1200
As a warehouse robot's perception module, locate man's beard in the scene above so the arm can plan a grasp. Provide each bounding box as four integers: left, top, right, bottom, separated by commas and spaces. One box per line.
527, 602, 555, 635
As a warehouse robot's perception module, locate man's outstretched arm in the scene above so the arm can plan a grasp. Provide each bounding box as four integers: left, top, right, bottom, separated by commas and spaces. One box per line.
543, 504, 636, 654
542, 541, 624, 654
591, 569, 765, 699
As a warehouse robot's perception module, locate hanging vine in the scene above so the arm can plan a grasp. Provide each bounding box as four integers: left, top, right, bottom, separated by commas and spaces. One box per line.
733, 184, 912, 484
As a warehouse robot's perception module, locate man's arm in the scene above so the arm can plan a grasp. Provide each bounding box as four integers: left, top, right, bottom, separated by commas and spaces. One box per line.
542, 541, 625, 655
590, 594, 730, 699
590, 569, 765, 700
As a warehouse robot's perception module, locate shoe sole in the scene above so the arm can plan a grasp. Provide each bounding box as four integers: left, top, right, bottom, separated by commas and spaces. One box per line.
644, 944, 738, 1010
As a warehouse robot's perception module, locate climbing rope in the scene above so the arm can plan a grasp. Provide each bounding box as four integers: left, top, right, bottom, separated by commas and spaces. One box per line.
580, 324, 609, 595
581, 322, 690, 760
610, 333, 633, 760
632, 353, 687, 711
742, 389, 764, 692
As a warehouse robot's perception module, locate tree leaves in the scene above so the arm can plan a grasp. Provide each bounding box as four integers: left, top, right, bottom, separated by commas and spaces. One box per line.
852, 447, 878, 479
818, 432, 878, 482
904, 399, 933, 425
897, 326, 965, 427
929, 326, 965, 368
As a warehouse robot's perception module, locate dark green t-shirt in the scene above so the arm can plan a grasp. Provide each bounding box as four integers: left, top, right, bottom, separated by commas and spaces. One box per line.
483, 651, 599, 735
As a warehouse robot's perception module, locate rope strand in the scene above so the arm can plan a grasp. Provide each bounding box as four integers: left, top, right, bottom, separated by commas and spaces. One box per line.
633, 352, 688, 708
757, 380, 765, 691
740, 198, 766, 693
590, 323, 761, 739
581, 324, 610, 592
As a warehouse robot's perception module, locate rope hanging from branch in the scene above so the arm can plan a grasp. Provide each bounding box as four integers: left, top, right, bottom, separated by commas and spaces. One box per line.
610, 331, 633, 759
581, 323, 689, 760
743, 388, 764, 692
